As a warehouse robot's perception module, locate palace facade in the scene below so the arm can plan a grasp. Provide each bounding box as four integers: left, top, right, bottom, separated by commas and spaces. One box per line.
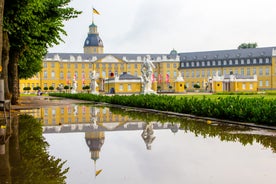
178, 47, 276, 91
19, 19, 276, 93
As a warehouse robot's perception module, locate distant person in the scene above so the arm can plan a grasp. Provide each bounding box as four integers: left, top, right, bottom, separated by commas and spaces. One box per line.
37, 89, 42, 96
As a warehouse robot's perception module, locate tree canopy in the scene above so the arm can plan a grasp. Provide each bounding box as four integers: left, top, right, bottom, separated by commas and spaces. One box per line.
238, 42, 258, 49
3, 0, 81, 104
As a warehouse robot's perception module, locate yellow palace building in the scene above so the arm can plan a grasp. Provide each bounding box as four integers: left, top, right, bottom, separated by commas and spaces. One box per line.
19, 21, 180, 94
20, 18, 276, 93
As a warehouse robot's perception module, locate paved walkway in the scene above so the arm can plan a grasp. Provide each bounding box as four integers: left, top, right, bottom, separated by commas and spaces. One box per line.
11, 96, 92, 110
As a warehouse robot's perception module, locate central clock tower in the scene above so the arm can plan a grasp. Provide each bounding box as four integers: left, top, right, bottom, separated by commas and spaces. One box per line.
83, 21, 104, 54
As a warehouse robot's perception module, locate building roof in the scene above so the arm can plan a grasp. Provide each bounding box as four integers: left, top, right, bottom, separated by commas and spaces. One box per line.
179, 47, 276, 61
106, 72, 141, 82
45, 52, 178, 62
119, 72, 141, 80
46, 47, 276, 63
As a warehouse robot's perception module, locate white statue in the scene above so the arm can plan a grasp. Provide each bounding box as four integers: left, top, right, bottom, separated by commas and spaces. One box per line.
71, 77, 77, 94
141, 55, 156, 94
89, 70, 98, 94
175, 71, 184, 82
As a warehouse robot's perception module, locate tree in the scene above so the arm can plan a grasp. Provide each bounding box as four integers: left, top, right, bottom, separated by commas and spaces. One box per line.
64, 85, 69, 93
82, 85, 90, 93
157, 86, 161, 92
3, 0, 81, 104
193, 83, 200, 89
238, 42, 258, 49
49, 86, 54, 91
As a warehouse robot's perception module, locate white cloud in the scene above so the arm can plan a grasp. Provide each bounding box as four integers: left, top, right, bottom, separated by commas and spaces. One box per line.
48, 0, 276, 54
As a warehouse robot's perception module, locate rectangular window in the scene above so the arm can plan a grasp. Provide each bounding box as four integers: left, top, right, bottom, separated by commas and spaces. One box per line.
266, 80, 269, 87
60, 63, 63, 68
51, 62, 55, 68
259, 68, 263, 76
212, 70, 216, 76
201, 70, 205, 77
196, 70, 200, 77
259, 80, 263, 87
186, 71, 190, 77
68, 63, 71, 68
212, 61, 216, 66
259, 58, 263, 64
246, 68, 250, 75
75, 63, 78, 68
51, 71, 55, 78
191, 70, 194, 77
241, 68, 244, 75
250, 84, 253, 89
119, 84, 123, 91
43, 62, 47, 68
201, 62, 205, 67
167, 63, 170, 68
242, 83, 245, 89
43, 71, 47, 79
89, 63, 92, 68
265, 67, 269, 76
59, 72, 64, 79
128, 84, 131, 91
253, 68, 256, 75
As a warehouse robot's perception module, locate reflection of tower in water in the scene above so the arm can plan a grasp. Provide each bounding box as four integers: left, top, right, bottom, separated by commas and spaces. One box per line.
85, 131, 105, 177
85, 131, 105, 161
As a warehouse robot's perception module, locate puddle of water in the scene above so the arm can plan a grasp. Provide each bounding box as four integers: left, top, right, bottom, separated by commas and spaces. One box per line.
2, 104, 276, 184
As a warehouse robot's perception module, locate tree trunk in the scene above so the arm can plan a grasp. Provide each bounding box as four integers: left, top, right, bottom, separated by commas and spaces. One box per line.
2, 32, 10, 99
0, 0, 4, 64
8, 48, 20, 105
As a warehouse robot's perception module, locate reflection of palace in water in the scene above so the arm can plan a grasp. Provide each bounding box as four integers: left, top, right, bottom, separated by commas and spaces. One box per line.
21, 105, 180, 163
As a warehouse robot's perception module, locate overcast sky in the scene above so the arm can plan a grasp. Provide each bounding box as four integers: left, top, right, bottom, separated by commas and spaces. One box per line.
48, 0, 276, 54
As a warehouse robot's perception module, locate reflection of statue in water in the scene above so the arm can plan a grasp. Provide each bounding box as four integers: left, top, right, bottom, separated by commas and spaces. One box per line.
141, 122, 156, 150
90, 107, 99, 129
89, 70, 98, 94
141, 55, 156, 94
71, 77, 77, 94
73, 105, 78, 116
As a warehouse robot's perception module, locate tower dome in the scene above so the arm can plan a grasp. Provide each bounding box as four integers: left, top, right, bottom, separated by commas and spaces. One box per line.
83, 22, 104, 54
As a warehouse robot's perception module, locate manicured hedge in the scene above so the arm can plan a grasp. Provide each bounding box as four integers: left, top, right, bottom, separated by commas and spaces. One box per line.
50, 93, 276, 125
